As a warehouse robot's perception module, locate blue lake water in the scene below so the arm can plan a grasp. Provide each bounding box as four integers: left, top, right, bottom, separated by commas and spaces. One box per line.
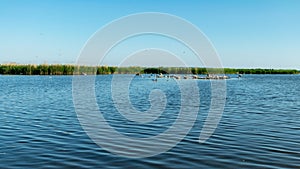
0, 75, 299, 168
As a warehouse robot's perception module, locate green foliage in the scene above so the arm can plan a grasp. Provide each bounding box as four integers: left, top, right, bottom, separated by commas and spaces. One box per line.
0, 64, 85, 75
0, 64, 298, 75
223, 68, 299, 74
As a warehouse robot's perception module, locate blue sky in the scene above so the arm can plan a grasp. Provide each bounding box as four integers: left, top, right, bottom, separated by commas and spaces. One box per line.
1, 0, 299, 69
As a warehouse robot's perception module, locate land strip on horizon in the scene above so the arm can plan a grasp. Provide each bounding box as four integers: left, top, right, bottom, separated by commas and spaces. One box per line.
0, 64, 299, 75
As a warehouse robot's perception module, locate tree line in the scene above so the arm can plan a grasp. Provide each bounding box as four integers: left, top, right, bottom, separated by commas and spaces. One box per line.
0, 64, 298, 75
223, 68, 299, 74
0, 64, 117, 75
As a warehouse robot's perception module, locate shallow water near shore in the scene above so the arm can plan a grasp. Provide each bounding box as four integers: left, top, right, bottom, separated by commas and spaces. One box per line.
0, 74, 299, 168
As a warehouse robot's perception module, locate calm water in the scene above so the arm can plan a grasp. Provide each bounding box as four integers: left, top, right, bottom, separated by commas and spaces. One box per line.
0, 75, 299, 168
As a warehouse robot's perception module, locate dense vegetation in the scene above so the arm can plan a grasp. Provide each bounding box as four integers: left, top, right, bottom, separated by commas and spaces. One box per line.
223, 68, 299, 74
0, 64, 116, 75
0, 64, 298, 75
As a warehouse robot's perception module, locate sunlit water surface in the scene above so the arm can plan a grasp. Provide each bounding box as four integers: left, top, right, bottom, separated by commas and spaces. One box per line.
0, 75, 299, 168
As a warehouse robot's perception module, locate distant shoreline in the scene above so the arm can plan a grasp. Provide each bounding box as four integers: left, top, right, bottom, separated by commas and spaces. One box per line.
0, 64, 299, 75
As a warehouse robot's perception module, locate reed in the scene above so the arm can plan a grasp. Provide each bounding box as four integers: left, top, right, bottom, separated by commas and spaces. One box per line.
0, 64, 298, 75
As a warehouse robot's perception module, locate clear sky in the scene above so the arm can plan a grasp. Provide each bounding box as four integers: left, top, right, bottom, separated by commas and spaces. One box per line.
1, 0, 299, 69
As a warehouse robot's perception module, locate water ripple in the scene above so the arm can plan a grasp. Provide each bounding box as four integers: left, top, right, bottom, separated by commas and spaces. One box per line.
0, 75, 299, 168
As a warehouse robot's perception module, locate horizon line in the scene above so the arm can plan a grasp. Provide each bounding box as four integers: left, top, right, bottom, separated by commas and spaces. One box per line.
0, 63, 299, 71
